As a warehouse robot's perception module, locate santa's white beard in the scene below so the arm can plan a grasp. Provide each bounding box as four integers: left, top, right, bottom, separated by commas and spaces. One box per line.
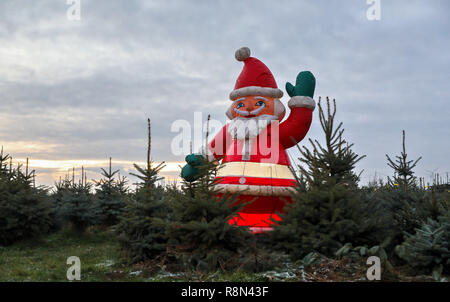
227, 114, 278, 140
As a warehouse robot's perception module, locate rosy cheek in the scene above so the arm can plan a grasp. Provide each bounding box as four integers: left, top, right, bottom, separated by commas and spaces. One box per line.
260, 106, 272, 115
234, 105, 246, 112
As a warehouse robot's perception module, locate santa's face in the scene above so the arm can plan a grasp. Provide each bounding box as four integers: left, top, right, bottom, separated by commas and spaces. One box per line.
231, 95, 275, 119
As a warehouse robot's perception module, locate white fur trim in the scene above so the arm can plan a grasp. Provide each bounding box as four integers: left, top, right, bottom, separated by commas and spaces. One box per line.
225, 106, 233, 120
216, 161, 296, 180
288, 96, 316, 111
235, 47, 251, 61
274, 99, 286, 118
215, 183, 295, 196
230, 86, 283, 100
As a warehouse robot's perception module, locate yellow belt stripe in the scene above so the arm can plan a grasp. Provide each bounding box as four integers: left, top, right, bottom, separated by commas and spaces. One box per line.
217, 162, 295, 179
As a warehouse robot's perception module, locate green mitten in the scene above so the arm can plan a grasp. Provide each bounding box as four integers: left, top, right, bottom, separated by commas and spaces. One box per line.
185, 153, 204, 167
285, 71, 316, 98
181, 153, 205, 182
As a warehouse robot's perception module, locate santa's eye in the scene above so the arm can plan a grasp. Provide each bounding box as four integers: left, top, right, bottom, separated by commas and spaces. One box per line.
236, 102, 244, 108
255, 101, 264, 106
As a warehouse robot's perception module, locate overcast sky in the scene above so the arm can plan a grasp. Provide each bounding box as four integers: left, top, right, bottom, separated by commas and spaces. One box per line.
0, 0, 449, 187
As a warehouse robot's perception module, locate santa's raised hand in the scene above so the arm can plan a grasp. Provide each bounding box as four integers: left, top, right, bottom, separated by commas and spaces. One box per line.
286, 71, 316, 99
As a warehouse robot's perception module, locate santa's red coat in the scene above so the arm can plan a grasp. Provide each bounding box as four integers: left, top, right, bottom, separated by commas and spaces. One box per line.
208, 104, 314, 232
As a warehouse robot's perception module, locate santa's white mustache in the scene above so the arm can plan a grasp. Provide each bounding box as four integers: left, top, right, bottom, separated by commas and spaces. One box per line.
234, 103, 266, 116
228, 114, 278, 140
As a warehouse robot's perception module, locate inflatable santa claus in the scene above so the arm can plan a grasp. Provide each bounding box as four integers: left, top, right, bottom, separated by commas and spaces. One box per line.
181, 47, 316, 232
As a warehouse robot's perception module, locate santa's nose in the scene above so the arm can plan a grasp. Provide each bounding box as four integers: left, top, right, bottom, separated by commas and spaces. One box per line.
246, 103, 255, 110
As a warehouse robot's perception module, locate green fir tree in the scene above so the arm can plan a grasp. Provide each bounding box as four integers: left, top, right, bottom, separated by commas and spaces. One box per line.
395, 215, 450, 277
51, 168, 99, 233
0, 149, 51, 245
271, 98, 375, 259
94, 158, 128, 226
376, 131, 444, 250
386, 130, 422, 191
116, 119, 169, 262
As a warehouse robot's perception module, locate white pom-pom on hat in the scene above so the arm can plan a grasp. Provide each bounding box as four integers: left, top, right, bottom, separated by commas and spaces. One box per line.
235, 47, 251, 61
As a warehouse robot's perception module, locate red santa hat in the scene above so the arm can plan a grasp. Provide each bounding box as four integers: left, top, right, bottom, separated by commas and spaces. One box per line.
229, 47, 284, 101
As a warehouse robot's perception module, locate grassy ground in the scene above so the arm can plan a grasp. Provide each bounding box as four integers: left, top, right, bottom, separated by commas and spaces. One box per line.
0, 229, 269, 282
0, 229, 441, 282
0, 229, 143, 281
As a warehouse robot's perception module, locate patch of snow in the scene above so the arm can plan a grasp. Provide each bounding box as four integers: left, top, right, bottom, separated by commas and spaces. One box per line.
95, 259, 115, 267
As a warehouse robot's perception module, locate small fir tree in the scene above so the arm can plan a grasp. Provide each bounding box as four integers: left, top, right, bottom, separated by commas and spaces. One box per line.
94, 158, 128, 226
395, 215, 450, 277
376, 131, 444, 250
296, 97, 366, 187
116, 119, 169, 262
386, 130, 422, 191
51, 168, 99, 233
